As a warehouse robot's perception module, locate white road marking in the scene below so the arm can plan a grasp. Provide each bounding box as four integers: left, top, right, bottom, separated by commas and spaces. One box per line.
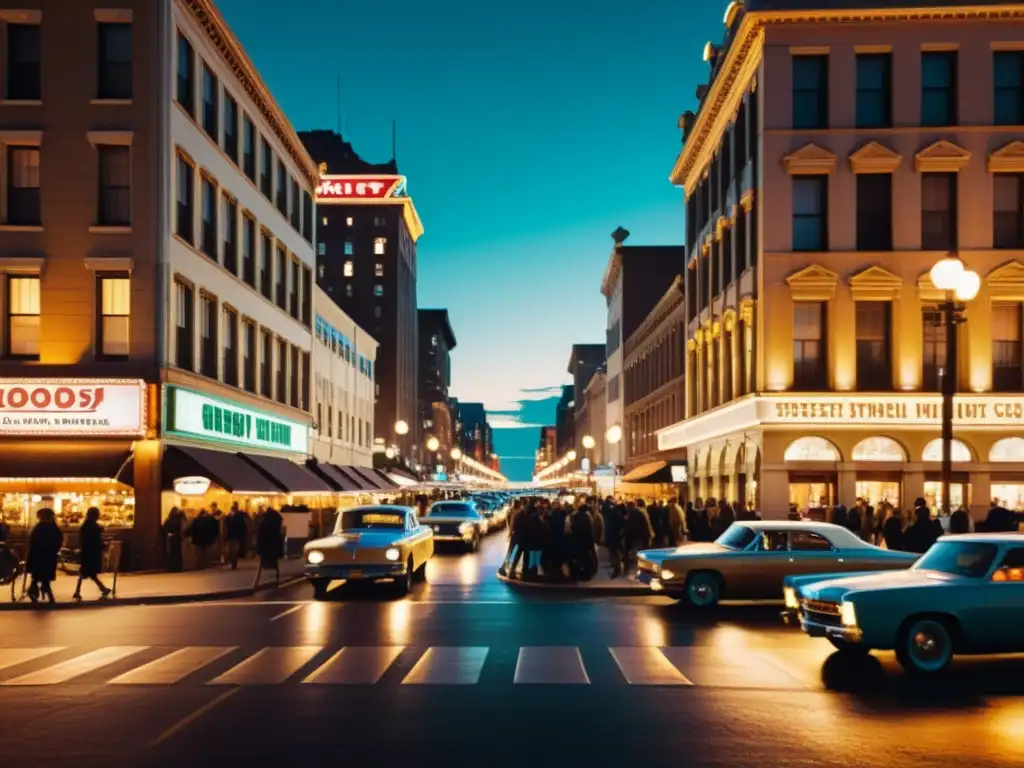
303, 646, 405, 684
149, 688, 239, 746
269, 604, 306, 622
609, 647, 692, 685
3, 646, 149, 686
207, 646, 322, 685
401, 647, 489, 684
109, 647, 236, 685
0, 647, 65, 673
513, 647, 590, 684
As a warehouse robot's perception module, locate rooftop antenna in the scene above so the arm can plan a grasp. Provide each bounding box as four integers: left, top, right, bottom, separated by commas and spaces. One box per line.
336, 75, 341, 135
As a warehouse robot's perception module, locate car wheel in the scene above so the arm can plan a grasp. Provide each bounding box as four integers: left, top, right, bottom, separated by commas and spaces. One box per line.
394, 560, 413, 596
682, 572, 720, 608
896, 617, 954, 675
828, 637, 870, 656
311, 579, 329, 601
413, 560, 428, 583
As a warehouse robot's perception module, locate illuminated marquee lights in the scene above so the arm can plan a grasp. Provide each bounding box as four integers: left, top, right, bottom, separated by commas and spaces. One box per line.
315, 173, 424, 242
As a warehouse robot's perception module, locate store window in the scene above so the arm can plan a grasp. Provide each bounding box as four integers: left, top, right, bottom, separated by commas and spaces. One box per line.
991, 437, 1024, 462
784, 436, 840, 462
922, 438, 972, 462
851, 436, 905, 462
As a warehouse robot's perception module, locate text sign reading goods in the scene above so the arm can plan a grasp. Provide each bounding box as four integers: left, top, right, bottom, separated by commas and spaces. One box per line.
315, 175, 406, 203
165, 386, 307, 454
0, 379, 145, 435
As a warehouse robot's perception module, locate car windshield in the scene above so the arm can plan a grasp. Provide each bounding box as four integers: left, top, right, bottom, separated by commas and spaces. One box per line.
913, 541, 999, 577
337, 509, 406, 531
427, 503, 476, 518
716, 524, 757, 551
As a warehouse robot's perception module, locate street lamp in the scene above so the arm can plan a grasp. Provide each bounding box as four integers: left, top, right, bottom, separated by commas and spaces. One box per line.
929, 257, 980, 516
606, 424, 623, 498
581, 435, 595, 450
426, 436, 440, 452
450, 447, 463, 460
581, 435, 596, 492
394, 420, 409, 436
384, 447, 396, 459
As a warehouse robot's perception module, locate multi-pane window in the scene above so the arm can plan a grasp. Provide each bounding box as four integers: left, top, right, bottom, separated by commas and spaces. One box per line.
343, 260, 354, 277
921, 173, 957, 250
261, 328, 273, 398
276, 338, 287, 404
97, 275, 130, 358
200, 176, 217, 259
792, 55, 828, 130
276, 160, 288, 215
175, 154, 193, 244
855, 302, 891, 391
174, 279, 194, 371
922, 309, 947, 392
242, 116, 256, 181
199, 293, 217, 378
97, 146, 130, 226
242, 214, 255, 287
242, 320, 256, 393
290, 345, 300, 408
793, 302, 826, 390
260, 138, 272, 198
97, 22, 132, 100
302, 191, 313, 242
994, 52, 1024, 126
201, 64, 218, 139
222, 195, 238, 275
855, 173, 892, 251
7, 147, 40, 225
855, 53, 891, 128
223, 93, 238, 163
921, 51, 957, 127
6, 276, 40, 358
275, 245, 287, 309
290, 178, 300, 230
301, 351, 311, 410
302, 266, 312, 327
6, 24, 40, 100
993, 174, 1024, 249
993, 303, 1023, 392
176, 32, 194, 117
222, 307, 238, 387
792, 176, 827, 251
259, 230, 273, 299
289, 260, 299, 319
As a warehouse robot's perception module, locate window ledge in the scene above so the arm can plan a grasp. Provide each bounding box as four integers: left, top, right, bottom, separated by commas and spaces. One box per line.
84, 257, 134, 271
89, 225, 132, 235
0, 99, 42, 107
90, 98, 133, 106
0, 224, 42, 233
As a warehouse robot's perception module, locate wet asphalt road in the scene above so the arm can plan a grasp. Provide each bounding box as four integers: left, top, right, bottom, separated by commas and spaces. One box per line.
2, 534, 1024, 768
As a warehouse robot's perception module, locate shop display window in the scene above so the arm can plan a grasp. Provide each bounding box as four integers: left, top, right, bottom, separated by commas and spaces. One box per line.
992, 484, 1024, 512
923, 481, 969, 513
990, 437, 1024, 462
851, 437, 906, 462
0, 488, 134, 529
922, 438, 972, 462
784, 436, 841, 462
855, 480, 901, 509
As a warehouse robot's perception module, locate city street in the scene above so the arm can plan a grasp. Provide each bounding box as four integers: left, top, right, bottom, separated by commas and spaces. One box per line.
2, 535, 1023, 768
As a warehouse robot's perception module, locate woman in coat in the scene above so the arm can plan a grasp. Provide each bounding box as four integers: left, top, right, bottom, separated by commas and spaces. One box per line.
74, 507, 111, 601
27, 508, 63, 604
254, 506, 283, 588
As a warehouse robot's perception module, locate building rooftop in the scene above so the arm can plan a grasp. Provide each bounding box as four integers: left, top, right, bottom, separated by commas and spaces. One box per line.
299, 129, 399, 175
418, 309, 457, 350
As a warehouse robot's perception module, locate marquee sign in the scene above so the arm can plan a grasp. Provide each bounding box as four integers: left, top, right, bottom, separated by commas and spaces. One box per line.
164, 386, 308, 454
315, 175, 407, 203
0, 379, 146, 436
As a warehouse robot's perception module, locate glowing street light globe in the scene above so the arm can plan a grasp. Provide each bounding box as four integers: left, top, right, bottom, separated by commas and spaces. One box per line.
606, 424, 623, 445
567, 450, 578, 461
384, 447, 396, 459
426, 436, 440, 452
450, 448, 463, 460
394, 420, 409, 436
955, 269, 981, 302
581, 435, 596, 450
930, 257, 964, 291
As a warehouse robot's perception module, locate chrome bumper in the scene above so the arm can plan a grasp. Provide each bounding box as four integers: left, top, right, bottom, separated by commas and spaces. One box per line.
800, 616, 863, 643
304, 563, 407, 581
433, 534, 473, 542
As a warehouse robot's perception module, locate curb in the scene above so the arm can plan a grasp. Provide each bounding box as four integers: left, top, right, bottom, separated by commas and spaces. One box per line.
0, 575, 306, 611
495, 570, 648, 597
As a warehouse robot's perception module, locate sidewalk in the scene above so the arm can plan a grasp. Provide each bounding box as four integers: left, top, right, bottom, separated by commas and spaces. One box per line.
2, 557, 305, 610
496, 549, 648, 597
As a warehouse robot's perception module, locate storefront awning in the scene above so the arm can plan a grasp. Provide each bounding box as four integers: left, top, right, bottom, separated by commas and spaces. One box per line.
305, 460, 362, 493
349, 466, 393, 491
240, 454, 332, 494
622, 460, 687, 484
373, 469, 400, 489
0, 440, 133, 482
162, 446, 282, 494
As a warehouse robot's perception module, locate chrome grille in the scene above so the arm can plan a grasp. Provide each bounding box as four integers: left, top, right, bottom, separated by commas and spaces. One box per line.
637, 559, 656, 573
801, 599, 840, 616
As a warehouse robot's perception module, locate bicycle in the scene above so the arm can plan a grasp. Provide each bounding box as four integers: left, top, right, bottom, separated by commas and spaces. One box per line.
0, 546, 25, 602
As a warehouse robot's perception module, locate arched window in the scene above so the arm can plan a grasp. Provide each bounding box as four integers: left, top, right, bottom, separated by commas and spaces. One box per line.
784, 436, 841, 462
990, 437, 1024, 462
851, 436, 906, 462
922, 438, 972, 462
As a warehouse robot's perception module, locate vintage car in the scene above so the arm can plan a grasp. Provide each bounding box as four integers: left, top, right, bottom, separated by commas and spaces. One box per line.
783, 534, 1024, 674
637, 520, 918, 607
423, 500, 487, 551
303, 505, 434, 599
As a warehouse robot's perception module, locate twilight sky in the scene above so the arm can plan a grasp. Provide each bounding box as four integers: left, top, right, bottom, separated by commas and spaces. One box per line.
217, 0, 722, 479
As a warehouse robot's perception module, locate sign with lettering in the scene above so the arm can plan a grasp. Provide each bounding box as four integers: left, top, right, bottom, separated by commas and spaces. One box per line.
0, 379, 145, 436
315, 175, 407, 203
765, 396, 1024, 427
164, 386, 308, 454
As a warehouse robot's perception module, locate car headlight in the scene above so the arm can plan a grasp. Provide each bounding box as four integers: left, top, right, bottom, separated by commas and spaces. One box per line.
784, 587, 799, 610
459, 522, 474, 534
432, 525, 440, 532
307, 550, 324, 565
385, 547, 400, 562
840, 601, 857, 627
660, 569, 676, 581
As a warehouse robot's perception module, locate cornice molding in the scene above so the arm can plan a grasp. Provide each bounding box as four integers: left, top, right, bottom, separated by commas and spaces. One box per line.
739, 298, 755, 325
670, 4, 1024, 195
782, 142, 837, 175
849, 141, 902, 174
849, 265, 902, 301
988, 259, 1024, 301
786, 264, 839, 301
915, 139, 971, 173
182, 0, 318, 187
917, 272, 945, 302
988, 140, 1024, 173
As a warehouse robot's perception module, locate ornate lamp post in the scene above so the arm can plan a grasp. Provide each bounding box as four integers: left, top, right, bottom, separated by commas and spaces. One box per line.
928, 257, 980, 516
581, 434, 596, 492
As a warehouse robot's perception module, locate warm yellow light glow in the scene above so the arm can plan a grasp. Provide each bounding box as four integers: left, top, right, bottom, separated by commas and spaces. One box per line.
581, 435, 596, 450
929, 257, 964, 291
394, 420, 409, 436
384, 447, 396, 459
567, 450, 577, 461
425, 436, 440, 452
955, 270, 981, 301
450, 447, 463, 460
606, 424, 623, 445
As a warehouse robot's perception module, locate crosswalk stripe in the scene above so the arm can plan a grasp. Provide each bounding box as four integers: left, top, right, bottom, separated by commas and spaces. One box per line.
659, 646, 805, 689
108, 647, 237, 685
514, 647, 590, 684
303, 646, 404, 685
3, 646, 149, 686
402, 647, 488, 685
609, 647, 692, 685
0, 647, 65, 674
208, 646, 321, 685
